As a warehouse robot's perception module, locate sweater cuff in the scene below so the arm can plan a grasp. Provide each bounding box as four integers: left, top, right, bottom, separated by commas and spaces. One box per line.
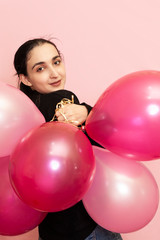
80, 102, 92, 114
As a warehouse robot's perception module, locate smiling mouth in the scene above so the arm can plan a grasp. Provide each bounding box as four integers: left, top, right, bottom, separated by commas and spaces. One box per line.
50, 80, 61, 86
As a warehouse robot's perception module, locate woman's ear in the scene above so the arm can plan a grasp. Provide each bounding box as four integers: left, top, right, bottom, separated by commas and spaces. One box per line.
19, 74, 32, 87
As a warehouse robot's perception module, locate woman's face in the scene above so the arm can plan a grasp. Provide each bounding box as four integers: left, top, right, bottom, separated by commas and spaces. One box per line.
24, 43, 66, 94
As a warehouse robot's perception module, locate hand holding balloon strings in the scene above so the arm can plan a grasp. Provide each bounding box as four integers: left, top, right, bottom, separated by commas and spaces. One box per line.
51, 95, 75, 121
51, 95, 88, 127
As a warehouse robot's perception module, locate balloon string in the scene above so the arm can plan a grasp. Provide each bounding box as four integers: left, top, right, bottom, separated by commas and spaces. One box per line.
50, 95, 82, 129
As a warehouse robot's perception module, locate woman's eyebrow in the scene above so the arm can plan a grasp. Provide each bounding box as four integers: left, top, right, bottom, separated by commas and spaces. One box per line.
32, 55, 60, 70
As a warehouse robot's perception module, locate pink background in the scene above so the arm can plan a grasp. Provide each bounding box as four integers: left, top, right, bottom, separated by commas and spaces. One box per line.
1, 0, 160, 239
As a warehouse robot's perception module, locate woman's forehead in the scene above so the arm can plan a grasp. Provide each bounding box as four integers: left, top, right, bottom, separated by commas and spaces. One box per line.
27, 43, 59, 63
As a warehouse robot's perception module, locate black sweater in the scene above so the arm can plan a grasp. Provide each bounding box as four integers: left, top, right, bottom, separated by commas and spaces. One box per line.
27, 89, 97, 240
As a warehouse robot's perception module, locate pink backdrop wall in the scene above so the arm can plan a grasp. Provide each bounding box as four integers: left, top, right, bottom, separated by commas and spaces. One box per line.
0, 0, 160, 239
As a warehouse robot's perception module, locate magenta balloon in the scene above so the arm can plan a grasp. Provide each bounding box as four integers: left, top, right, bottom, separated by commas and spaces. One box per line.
9, 122, 95, 212
0, 82, 45, 157
0, 156, 47, 236
86, 70, 160, 160
83, 146, 159, 233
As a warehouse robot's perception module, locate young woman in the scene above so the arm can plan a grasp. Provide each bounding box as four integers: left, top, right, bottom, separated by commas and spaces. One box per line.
14, 38, 123, 240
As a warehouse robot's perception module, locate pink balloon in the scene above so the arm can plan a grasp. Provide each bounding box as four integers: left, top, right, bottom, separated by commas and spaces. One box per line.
0, 82, 45, 157
86, 70, 160, 160
0, 156, 47, 236
9, 121, 95, 212
83, 146, 159, 233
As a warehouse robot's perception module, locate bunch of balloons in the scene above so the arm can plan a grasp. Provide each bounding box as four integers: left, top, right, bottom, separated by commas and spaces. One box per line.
83, 70, 160, 233
1, 70, 160, 236
0, 81, 95, 235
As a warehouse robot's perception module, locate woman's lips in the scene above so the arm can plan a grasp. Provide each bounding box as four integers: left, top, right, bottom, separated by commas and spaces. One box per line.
50, 80, 61, 86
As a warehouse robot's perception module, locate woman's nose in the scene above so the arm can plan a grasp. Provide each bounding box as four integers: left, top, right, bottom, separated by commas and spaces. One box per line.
50, 66, 58, 78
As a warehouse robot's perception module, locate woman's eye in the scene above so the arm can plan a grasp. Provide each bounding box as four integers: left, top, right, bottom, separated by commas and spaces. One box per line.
37, 67, 44, 72
54, 60, 61, 65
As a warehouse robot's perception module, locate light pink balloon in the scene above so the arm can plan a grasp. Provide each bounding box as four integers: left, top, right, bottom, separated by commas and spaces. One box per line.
0, 156, 47, 236
0, 82, 45, 157
86, 70, 160, 160
83, 146, 159, 233
9, 121, 95, 212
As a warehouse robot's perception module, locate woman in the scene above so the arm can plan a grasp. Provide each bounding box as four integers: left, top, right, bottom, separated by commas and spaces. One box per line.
14, 38, 123, 240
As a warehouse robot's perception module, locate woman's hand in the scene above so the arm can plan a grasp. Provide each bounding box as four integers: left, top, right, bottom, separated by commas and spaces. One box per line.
55, 104, 88, 126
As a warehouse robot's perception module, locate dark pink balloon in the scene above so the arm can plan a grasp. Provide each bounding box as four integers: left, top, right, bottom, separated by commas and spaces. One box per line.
0, 156, 47, 236
9, 122, 95, 212
83, 146, 159, 233
86, 70, 160, 160
0, 82, 45, 157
